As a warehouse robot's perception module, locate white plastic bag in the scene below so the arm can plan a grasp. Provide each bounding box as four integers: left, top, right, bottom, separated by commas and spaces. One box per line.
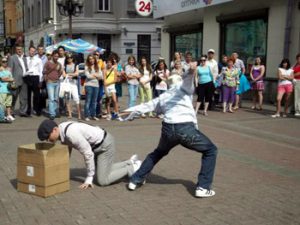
59, 78, 71, 98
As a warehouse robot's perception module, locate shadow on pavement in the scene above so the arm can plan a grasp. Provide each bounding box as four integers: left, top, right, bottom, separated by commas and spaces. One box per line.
147, 173, 196, 197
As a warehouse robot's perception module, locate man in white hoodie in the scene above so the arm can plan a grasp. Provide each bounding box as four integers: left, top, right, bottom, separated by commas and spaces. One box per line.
122, 62, 218, 198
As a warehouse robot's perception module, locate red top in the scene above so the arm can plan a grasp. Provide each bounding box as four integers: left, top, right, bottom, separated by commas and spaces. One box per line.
293, 64, 300, 80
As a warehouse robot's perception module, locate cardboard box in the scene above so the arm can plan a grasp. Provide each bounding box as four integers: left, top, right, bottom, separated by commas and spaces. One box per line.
17, 143, 70, 197
17, 181, 70, 198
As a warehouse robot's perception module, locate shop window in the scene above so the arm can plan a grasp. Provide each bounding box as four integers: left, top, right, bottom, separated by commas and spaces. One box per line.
171, 32, 202, 61
222, 19, 267, 74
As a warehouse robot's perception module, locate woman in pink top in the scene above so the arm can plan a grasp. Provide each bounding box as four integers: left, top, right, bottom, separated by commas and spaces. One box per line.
271, 59, 294, 118
250, 57, 265, 110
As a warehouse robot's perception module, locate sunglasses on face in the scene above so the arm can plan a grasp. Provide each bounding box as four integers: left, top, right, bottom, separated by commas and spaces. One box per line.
200, 59, 206, 62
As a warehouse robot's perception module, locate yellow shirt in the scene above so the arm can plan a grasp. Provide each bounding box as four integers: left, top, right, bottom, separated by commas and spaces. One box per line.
98, 59, 105, 71
105, 69, 115, 85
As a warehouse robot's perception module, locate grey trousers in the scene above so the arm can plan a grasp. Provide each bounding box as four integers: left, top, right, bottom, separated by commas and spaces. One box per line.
294, 80, 300, 114
94, 132, 134, 186
12, 83, 28, 115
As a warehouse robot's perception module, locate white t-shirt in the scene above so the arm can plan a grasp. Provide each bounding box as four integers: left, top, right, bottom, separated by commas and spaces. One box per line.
278, 68, 293, 86
155, 69, 169, 91
140, 68, 151, 89
125, 65, 140, 85
206, 59, 218, 81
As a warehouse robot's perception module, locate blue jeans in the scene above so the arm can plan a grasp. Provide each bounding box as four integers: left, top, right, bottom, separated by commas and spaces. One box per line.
128, 84, 139, 108
130, 122, 218, 189
47, 82, 59, 117
96, 81, 104, 116
84, 86, 99, 118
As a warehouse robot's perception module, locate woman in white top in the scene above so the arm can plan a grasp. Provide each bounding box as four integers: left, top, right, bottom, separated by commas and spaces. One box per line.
169, 60, 183, 89
271, 58, 294, 118
63, 54, 81, 120
153, 59, 170, 98
170, 52, 183, 71
138, 57, 153, 118
125, 55, 141, 108
84, 55, 103, 121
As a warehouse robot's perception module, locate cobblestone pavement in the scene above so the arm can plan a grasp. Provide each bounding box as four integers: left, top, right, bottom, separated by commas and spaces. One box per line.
0, 101, 300, 225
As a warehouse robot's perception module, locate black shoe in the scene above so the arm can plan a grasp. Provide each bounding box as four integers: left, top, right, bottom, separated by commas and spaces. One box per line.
20, 114, 31, 118
49, 116, 55, 120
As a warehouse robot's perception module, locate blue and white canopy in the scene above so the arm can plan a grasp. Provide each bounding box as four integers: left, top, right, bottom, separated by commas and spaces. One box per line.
46, 38, 105, 54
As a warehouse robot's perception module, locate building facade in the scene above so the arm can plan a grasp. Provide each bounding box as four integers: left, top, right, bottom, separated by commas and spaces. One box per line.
0, 0, 5, 53
3, 0, 17, 52
24, 0, 163, 63
154, 0, 300, 102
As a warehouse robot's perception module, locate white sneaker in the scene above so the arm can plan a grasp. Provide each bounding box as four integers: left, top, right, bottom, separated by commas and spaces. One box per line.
106, 115, 111, 121
195, 187, 215, 198
294, 113, 300, 117
92, 117, 99, 121
6, 115, 15, 121
271, 114, 280, 118
128, 160, 142, 177
85, 117, 90, 121
130, 154, 139, 164
128, 180, 146, 191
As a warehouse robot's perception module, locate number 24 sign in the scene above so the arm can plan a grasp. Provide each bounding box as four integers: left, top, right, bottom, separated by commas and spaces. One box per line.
135, 0, 153, 17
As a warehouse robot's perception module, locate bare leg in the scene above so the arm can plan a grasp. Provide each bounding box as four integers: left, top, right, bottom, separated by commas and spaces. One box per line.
222, 102, 227, 113
204, 102, 209, 115
195, 102, 202, 114
284, 93, 291, 114
258, 91, 263, 110
77, 103, 81, 120
276, 92, 284, 115
234, 95, 239, 109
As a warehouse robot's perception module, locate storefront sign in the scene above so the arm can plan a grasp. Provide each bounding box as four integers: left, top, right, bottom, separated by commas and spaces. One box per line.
153, 0, 232, 18
135, 0, 153, 17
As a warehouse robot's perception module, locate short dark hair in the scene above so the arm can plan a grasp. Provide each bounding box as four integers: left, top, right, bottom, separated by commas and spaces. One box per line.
57, 46, 65, 51
15, 43, 23, 48
279, 58, 291, 69
52, 50, 59, 56
37, 45, 44, 49
29, 46, 36, 50
185, 51, 192, 57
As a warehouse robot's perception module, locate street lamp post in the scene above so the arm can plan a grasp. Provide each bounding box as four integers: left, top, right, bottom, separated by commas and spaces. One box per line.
57, 0, 84, 39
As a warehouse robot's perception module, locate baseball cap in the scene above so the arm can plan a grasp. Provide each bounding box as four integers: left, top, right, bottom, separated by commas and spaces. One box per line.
208, 49, 215, 53
37, 119, 58, 141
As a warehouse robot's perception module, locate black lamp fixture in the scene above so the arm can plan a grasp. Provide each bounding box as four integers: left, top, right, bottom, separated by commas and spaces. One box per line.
57, 0, 84, 39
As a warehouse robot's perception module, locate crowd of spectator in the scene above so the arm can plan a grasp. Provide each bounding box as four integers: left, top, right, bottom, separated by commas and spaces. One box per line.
0, 44, 300, 123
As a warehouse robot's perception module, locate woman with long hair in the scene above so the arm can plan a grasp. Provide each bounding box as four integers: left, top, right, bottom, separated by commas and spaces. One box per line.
271, 58, 294, 118
138, 56, 153, 118
84, 54, 102, 121
250, 57, 265, 110
125, 55, 141, 108
170, 52, 183, 70
153, 59, 170, 98
63, 53, 82, 120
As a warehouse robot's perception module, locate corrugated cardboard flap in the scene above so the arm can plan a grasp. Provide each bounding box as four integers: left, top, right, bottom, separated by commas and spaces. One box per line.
18, 143, 69, 166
